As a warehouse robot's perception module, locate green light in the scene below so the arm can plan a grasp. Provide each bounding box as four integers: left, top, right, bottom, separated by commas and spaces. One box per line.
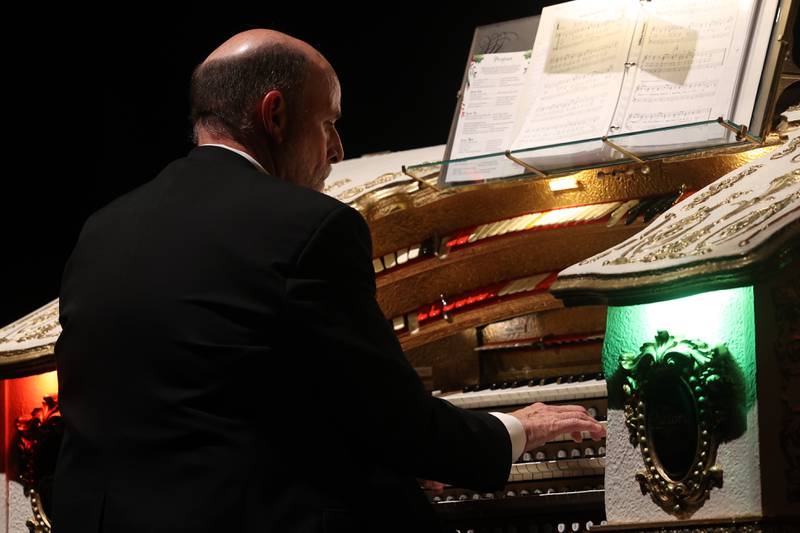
603, 286, 756, 409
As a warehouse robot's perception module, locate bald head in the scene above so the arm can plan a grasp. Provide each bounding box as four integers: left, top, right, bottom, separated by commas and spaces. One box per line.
190, 29, 344, 191
190, 29, 334, 145
204, 29, 329, 72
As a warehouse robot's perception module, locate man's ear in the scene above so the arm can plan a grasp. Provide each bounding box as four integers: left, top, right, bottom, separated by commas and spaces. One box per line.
259, 90, 287, 143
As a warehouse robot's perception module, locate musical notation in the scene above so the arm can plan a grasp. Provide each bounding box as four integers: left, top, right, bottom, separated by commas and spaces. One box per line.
616, 0, 748, 139
646, 15, 735, 46
641, 48, 727, 74
624, 108, 712, 127
631, 80, 719, 104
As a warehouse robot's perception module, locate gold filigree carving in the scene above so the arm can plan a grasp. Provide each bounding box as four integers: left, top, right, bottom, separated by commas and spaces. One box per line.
770, 136, 799, 160
576, 167, 800, 267
682, 165, 762, 211
0, 302, 60, 346
619, 331, 747, 518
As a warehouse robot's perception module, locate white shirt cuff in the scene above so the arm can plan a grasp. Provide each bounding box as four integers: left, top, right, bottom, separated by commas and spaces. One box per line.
489, 411, 526, 463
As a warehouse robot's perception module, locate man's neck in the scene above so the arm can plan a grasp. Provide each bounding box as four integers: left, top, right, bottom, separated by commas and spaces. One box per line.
195, 130, 275, 175
196, 131, 249, 154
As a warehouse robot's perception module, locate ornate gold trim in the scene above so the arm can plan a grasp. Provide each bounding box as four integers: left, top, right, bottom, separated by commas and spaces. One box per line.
551, 220, 800, 306
619, 331, 747, 518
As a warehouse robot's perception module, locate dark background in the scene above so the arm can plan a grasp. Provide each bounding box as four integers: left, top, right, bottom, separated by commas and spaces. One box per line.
3, 3, 797, 327
4, 3, 561, 326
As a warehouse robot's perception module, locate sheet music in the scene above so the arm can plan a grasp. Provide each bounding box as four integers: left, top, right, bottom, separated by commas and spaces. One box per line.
450, 51, 531, 159
617, 0, 757, 137
445, 51, 532, 182
324, 145, 445, 203
439, 0, 771, 185
511, 0, 639, 150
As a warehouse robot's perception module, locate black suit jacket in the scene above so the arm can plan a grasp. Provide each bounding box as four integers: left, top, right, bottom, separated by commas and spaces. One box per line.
53, 146, 511, 533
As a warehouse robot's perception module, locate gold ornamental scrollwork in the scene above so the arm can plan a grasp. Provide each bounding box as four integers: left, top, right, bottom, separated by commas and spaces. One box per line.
619, 331, 747, 518
770, 136, 799, 160
577, 167, 799, 267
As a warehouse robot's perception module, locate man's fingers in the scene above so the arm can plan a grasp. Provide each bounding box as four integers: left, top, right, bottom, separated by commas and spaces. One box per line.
541, 403, 589, 414
590, 424, 607, 440
552, 417, 606, 438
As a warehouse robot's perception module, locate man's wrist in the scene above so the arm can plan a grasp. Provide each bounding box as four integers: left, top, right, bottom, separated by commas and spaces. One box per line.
489, 411, 527, 462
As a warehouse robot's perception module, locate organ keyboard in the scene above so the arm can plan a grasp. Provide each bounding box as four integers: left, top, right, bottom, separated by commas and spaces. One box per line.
439, 373, 607, 410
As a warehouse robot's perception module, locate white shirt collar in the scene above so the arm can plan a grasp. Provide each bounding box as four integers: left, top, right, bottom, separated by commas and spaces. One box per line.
198, 144, 269, 175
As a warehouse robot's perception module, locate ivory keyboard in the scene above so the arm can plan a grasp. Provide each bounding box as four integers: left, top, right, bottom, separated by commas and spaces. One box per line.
440, 373, 606, 410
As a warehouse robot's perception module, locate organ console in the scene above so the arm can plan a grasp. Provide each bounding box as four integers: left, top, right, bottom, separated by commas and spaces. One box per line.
0, 2, 796, 532
322, 5, 798, 523
313, 134, 791, 532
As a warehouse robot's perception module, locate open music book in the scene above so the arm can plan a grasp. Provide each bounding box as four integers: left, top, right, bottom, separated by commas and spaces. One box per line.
444, 0, 779, 183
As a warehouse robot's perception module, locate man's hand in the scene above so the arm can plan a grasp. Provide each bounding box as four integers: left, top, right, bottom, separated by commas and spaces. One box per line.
509, 402, 605, 452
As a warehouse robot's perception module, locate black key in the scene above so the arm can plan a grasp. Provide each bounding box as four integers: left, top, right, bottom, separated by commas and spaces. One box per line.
420, 237, 436, 257
625, 196, 660, 225
642, 195, 674, 222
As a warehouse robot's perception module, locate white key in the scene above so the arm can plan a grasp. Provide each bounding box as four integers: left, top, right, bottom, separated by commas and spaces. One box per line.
508, 214, 532, 233
441, 380, 607, 409
584, 203, 614, 222
593, 201, 622, 221
494, 218, 517, 236
383, 252, 396, 269
396, 248, 409, 265
519, 274, 545, 292
501, 215, 527, 235
408, 244, 421, 260
392, 316, 405, 331
531, 210, 556, 227
480, 220, 505, 239
607, 199, 639, 227
522, 213, 544, 229
472, 222, 494, 241
372, 258, 384, 273
569, 205, 594, 222
497, 279, 522, 297
511, 386, 532, 403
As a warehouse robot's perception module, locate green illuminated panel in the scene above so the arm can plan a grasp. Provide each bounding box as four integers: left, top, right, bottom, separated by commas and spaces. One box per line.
603, 286, 756, 411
